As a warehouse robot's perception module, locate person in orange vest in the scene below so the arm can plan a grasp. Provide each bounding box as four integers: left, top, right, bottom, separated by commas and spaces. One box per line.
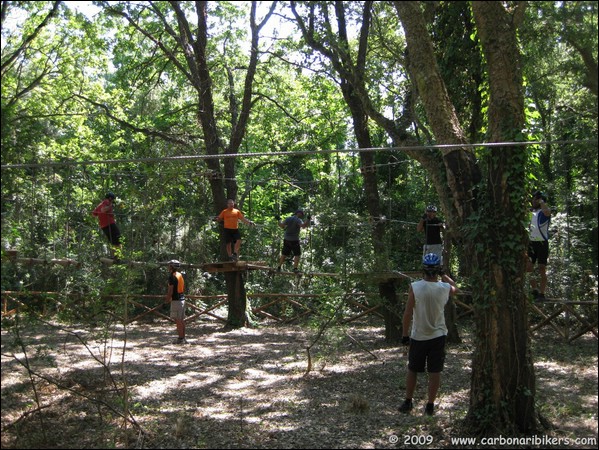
216, 199, 255, 261
165, 260, 186, 344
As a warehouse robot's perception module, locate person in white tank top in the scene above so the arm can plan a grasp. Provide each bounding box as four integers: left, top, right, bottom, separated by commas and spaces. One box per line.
398, 254, 458, 416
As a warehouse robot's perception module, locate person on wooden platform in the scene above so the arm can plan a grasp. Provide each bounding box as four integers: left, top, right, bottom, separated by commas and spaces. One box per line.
216, 199, 255, 261
417, 205, 444, 265
399, 253, 458, 416
527, 190, 552, 301
165, 260, 186, 344
91, 192, 121, 259
275, 209, 310, 274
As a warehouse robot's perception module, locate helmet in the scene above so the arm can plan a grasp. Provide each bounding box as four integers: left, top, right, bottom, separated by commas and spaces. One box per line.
105, 192, 116, 200
422, 253, 441, 267
295, 209, 304, 215
533, 191, 547, 202
426, 205, 437, 213
168, 259, 180, 268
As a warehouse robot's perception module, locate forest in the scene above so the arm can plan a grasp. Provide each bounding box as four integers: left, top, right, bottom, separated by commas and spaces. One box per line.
1, 1, 597, 448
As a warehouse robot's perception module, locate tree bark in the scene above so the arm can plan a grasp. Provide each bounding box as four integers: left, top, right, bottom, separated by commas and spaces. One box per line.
466, 1, 538, 434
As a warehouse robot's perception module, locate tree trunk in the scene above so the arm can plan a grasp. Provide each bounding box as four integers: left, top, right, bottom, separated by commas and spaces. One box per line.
395, 1, 538, 434
379, 281, 402, 342
224, 271, 249, 329
465, 1, 538, 434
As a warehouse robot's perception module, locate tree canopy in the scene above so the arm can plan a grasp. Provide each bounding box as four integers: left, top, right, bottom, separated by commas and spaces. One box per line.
1, 0, 597, 439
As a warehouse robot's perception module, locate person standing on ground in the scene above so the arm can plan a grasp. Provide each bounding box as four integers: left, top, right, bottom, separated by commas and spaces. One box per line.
165, 260, 186, 344
216, 199, 255, 261
526, 190, 552, 301
398, 253, 458, 416
91, 192, 121, 259
417, 205, 444, 264
275, 209, 310, 273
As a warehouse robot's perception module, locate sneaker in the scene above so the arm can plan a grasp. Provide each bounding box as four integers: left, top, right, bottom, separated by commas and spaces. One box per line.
173, 337, 187, 344
293, 267, 300, 274
398, 399, 413, 413
425, 403, 435, 416
276, 266, 282, 272
536, 293, 546, 302
232, 253, 238, 261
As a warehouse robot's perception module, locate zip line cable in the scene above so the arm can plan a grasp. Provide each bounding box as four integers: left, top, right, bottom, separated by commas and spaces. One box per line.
2, 139, 596, 170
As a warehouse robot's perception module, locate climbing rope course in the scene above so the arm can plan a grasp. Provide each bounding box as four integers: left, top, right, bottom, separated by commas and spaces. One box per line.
1, 139, 597, 335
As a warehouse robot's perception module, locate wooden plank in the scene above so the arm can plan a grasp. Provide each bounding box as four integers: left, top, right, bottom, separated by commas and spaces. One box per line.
202, 261, 269, 272
185, 299, 228, 323
530, 304, 568, 338
563, 304, 599, 339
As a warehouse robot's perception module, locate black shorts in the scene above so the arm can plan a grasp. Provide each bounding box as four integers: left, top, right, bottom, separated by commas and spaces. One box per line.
224, 228, 241, 243
408, 335, 446, 373
528, 240, 549, 265
102, 223, 121, 245
282, 239, 301, 257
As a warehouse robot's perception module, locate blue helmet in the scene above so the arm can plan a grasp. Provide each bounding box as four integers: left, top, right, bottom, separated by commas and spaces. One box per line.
105, 192, 116, 200
423, 253, 441, 267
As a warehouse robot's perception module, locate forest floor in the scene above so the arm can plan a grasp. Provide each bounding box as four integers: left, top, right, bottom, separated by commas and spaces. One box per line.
1, 311, 597, 449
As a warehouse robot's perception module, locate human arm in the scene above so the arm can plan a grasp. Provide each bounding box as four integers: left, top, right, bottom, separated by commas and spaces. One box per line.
165, 283, 174, 303
241, 216, 255, 226
301, 215, 311, 228
442, 273, 459, 296
538, 199, 551, 218
402, 286, 416, 342
91, 200, 106, 216
417, 215, 426, 233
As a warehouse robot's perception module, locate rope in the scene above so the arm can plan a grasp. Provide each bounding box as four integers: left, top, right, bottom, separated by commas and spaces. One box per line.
3, 139, 596, 169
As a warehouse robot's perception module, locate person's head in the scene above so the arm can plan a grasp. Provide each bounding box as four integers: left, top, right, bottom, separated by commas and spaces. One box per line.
227, 199, 235, 209
106, 192, 116, 201
425, 204, 437, 216
295, 209, 304, 217
422, 253, 442, 277
532, 191, 547, 208
168, 259, 180, 272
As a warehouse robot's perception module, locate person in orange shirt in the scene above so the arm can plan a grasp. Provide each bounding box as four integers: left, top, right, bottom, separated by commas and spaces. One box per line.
216, 199, 255, 261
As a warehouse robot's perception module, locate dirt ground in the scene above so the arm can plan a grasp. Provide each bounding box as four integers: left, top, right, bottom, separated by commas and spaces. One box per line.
1, 314, 597, 449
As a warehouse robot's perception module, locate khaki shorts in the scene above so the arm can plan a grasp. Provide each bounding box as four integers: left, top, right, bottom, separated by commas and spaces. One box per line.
170, 300, 185, 321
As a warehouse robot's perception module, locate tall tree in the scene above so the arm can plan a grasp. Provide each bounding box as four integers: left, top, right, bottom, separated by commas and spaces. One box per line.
396, 1, 538, 434
290, 1, 469, 341
290, 1, 407, 341
103, 1, 276, 328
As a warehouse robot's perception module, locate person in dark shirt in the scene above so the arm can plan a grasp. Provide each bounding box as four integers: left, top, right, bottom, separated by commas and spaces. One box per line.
417, 205, 444, 265
165, 260, 186, 344
275, 210, 310, 273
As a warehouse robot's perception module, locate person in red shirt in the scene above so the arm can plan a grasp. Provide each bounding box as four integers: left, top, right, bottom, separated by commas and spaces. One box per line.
91, 192, 121, 258
216, 199, 255, 261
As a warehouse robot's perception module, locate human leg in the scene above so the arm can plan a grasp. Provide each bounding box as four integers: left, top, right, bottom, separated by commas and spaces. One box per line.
427, 372, 441, 404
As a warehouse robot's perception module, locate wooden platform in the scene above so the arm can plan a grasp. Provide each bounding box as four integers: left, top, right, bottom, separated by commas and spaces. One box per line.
3, 249, 80, 267
202, 261, 270, 273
